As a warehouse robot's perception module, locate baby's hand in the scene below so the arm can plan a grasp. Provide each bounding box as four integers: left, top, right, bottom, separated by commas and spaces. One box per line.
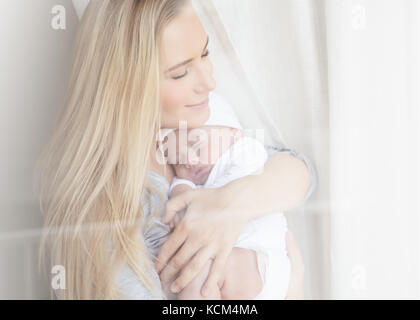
170, 183, 193, 198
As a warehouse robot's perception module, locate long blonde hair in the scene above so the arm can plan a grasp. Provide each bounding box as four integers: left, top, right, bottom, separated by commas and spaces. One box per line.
36, 0, 188, 299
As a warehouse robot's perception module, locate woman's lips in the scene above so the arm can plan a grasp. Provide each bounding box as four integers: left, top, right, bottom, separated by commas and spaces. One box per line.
185, 97, 209, 109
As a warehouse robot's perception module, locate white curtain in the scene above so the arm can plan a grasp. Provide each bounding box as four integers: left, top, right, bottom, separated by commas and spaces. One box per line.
200, 0, 420, 299
325, 0, 420, 299
195, 0, 330, 300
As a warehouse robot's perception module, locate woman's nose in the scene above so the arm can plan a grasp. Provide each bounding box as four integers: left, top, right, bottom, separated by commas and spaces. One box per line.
194, 62, 216, 93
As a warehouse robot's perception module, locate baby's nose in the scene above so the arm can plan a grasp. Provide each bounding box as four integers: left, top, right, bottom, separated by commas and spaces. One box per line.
188, 153, 200, 165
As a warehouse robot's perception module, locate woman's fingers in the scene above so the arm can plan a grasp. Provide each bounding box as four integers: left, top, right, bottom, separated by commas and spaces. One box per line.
162, 190, 194, 224
169, 246, 213, 294
159, 238, 200, 290
174, 210, 183, 226
201, 249, 230, 297
154, 225, 188, 274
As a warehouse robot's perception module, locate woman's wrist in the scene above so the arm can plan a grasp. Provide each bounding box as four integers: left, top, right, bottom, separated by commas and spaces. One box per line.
217, 174, 260, 222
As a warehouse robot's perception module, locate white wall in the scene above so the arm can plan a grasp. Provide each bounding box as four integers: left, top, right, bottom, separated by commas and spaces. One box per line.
325, 0, 420, 299
0, 0, 79, 299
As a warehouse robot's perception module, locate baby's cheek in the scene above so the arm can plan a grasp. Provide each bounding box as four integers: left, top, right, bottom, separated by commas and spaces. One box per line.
174, 166, 193, 180
173, 165, 182, 177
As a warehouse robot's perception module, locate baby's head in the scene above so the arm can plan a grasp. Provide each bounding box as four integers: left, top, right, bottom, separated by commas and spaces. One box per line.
166, 126, 241, 185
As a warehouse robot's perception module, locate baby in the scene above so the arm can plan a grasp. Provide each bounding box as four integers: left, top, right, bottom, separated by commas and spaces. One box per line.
160, 92, 291, 300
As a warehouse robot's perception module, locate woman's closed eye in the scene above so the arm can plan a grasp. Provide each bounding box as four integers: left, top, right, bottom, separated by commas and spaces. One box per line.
172, 71, 188, 80
172, 49, 210, 80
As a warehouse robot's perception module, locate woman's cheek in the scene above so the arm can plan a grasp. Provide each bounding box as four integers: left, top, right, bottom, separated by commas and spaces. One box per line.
166, 80, 191, 105
160, 82, 190, 126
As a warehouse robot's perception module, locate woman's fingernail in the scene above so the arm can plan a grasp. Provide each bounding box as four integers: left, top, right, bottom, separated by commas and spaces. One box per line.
202, 287, 208, 297
171, 283, 180, 293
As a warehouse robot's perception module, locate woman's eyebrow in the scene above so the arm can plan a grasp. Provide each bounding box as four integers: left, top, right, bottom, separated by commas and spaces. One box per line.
165, 35, 209, 73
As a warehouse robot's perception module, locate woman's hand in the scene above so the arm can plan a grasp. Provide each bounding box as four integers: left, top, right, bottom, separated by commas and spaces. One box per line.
168, 184, 194, 229
284, 231, 305, 300
154, 187, 246, 297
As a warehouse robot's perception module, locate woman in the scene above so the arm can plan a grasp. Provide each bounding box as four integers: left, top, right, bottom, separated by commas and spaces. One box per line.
37, 0, 314, 299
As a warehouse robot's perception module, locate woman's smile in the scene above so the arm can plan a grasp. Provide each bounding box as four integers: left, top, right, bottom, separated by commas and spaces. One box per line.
185, 97, 209, 109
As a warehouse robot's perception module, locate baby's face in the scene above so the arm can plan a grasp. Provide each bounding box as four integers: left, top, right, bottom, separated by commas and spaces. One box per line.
168, 126, 240, 185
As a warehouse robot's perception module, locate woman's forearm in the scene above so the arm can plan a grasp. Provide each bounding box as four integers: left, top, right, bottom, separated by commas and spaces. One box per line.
220, 153, 312, 220
156, 152, 312, 294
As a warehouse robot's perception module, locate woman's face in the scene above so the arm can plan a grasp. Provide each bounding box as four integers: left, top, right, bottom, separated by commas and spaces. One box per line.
159, 3, 216, 129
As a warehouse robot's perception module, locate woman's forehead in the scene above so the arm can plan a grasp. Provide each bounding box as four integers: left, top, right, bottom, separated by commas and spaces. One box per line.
160, 5, 208, 70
